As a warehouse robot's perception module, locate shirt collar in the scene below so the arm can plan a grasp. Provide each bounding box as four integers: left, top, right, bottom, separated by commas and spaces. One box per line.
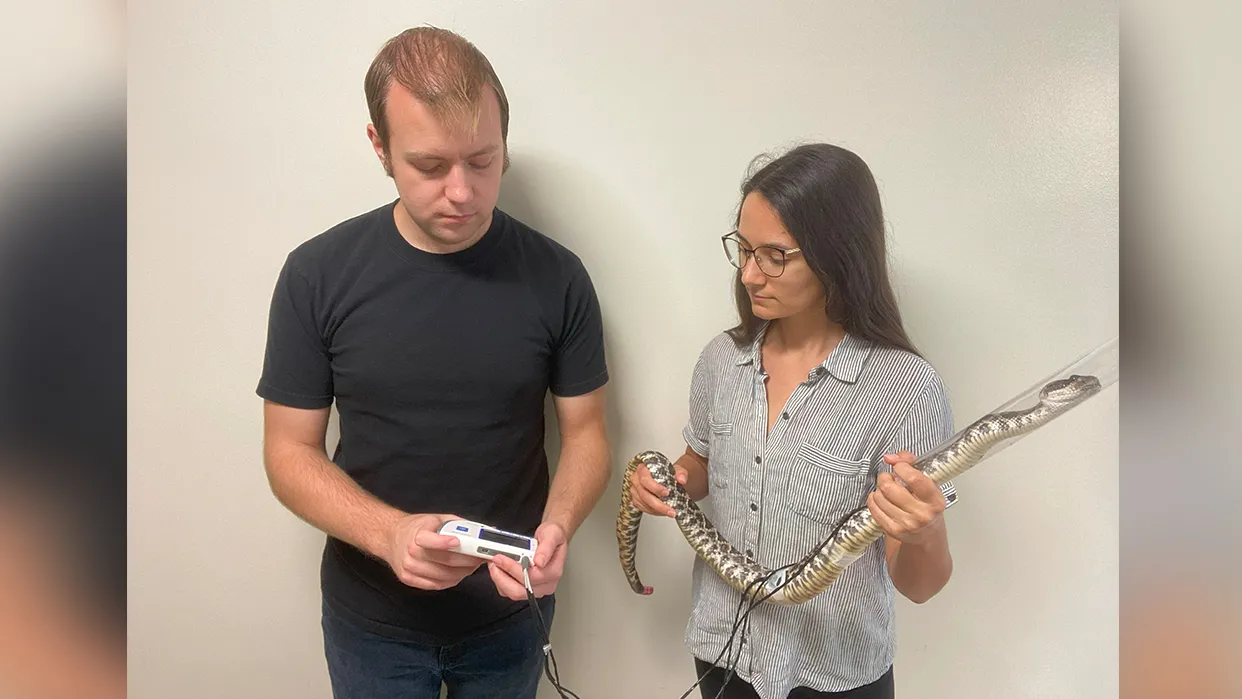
736, 321, 873, 384
735, 322, 768, 367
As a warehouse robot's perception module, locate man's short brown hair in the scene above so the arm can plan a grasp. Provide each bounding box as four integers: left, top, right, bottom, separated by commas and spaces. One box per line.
364, 27, 510, 167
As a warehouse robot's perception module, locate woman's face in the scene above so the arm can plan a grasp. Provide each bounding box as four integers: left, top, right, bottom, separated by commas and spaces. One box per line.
734, 192, 827, 321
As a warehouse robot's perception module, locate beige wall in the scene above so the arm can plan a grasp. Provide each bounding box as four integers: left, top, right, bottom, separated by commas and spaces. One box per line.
128, 2, 1118, 697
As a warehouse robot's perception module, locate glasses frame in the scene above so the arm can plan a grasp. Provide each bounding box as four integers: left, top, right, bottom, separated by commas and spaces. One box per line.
721, 231, 802, 278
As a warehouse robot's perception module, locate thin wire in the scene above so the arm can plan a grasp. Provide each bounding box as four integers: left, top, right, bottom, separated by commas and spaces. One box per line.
506, 500, 871, 699
677, 502, 870, 699
523, 560, 583, 699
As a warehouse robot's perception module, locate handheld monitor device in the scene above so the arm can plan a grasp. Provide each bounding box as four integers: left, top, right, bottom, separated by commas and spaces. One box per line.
437, 519, 538, 564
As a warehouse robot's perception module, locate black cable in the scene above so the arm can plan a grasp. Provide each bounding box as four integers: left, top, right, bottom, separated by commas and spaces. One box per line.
673, 557, 805, 699
701, 568, 788, 699
522, 558, 583, 699
678, 502, 870, 699
509, 501, 871, 699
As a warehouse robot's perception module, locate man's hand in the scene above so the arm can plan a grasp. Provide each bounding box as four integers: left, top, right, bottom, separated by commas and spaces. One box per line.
387, 513, 485, 591
487, 521, 568, 600
867, 451, 946, 547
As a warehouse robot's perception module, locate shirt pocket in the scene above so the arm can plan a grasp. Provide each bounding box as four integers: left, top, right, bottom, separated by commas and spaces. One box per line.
706, 417, 734, 492
788, 441, 871, 526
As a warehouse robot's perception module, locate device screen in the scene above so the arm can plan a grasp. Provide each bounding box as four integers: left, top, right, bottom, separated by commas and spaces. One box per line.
478, 528, 532, 549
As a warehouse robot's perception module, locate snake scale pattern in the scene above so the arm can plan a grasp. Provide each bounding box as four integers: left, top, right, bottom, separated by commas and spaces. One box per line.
617, 374, 1102, 605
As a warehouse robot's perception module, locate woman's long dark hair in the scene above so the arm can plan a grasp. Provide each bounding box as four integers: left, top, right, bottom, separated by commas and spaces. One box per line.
726, 143, 920, 356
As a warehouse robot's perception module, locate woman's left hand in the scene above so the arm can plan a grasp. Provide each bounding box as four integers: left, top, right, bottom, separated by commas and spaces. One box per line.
867, 451, 946, 547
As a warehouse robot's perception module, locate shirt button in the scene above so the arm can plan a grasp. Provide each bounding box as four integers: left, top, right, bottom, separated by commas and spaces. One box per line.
746, 549, 754, 557
750, 503, 758, 512
782, 412, 789, 420
755, 456, 762, 464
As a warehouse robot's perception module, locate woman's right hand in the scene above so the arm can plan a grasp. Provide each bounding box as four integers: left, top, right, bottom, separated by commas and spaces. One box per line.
629, 463, 688, 518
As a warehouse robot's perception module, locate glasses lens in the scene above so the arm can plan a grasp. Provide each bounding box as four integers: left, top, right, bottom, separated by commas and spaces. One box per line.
723, 236, 745, 268
755, 247, 785, 277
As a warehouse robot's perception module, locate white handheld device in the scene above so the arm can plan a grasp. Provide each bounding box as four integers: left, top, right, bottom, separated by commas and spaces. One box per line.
437, 519, 538, 564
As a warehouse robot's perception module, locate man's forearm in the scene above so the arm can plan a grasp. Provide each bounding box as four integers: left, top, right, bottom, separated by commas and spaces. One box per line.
264, 441, 404, 560
888, 520, 953, 604
541, 430, 611, 539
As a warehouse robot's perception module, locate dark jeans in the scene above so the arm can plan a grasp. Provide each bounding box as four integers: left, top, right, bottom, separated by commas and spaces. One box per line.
694, 658, 894, 699
321, 597, 554, 699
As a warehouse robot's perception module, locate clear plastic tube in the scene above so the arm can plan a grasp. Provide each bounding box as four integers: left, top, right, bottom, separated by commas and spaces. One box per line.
918, 335, 1119, 472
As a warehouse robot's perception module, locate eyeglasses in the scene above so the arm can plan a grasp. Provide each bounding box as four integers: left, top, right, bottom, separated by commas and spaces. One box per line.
721, 231, 802, 278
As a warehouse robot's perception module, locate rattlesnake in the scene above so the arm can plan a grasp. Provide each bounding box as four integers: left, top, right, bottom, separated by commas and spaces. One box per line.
617, 374, 1102, 605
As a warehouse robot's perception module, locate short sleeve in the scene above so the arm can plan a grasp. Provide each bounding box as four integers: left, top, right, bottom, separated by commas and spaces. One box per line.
255, 256, 334, 409
549, 260, 608, 397
682, 350, 712, 458
882, 373, 959, 508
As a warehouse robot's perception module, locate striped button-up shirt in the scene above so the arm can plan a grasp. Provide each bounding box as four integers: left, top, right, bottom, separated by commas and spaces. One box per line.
681, 322, 957, 698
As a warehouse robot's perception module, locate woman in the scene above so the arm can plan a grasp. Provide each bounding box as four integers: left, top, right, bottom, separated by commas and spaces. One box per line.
630, 143, 958, 699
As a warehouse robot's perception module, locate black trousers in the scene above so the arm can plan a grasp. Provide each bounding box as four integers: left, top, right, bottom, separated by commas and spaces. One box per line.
694, 659, 894, 699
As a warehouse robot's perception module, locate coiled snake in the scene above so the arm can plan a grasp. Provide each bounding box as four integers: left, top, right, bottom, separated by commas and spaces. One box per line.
617, 374, 1102, 605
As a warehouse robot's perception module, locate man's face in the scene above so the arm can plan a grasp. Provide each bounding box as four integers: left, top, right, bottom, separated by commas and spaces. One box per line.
368, 82, 505, 252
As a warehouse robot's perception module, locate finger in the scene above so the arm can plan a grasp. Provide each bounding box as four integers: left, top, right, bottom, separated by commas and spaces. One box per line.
636, 467, 670, 498
489, 550, 522, 575
876, 472, 922, 514
488, 561, 528, 601
533, 540, 557, 569
527, 564, 563, 597
534, 545, 557, 570
633, 486, 672, 517
636, 486, 675, 518
488, 563, 526, 600
402, 561, 463, 589
407, 554, 478, 578
396, 570, 448, 590
867, 492, 903, 540
535, 522, 566, 546
533, 525, 564, 568
870, 487, 916, 532
534, 537, 568, 578
413, 529, 464, 551
893, 462, 943, 505
393, 566, 423, 588
635, 475, 675, 513
422, 548, 487, 569
524, 567, 558, 591
628, 477, 656, 511
628, 484, 653, 512
883, 451, 917, 465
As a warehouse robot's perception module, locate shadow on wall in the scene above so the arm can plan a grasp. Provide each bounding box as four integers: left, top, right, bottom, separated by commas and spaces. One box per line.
495, 154, 700, 679
495, 153, 636, 454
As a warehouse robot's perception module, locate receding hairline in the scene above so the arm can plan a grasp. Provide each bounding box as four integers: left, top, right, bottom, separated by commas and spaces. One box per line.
365, 26, 510, 149
380, 76, 504, 140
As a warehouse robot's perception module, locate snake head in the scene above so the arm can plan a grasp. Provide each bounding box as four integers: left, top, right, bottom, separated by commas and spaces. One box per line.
1040, 374, 1102, 406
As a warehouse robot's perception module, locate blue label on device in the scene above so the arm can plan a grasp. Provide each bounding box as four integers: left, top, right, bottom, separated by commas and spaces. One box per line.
455, 525, 469, 532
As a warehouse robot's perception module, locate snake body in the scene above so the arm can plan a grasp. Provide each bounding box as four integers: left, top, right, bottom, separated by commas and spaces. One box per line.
617, 374, 1102, 605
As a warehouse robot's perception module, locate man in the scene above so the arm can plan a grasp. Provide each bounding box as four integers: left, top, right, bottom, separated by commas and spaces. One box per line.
257, 26, 611, 699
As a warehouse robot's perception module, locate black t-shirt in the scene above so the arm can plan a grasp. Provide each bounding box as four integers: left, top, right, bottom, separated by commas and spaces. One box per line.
256, 201, 608, 644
